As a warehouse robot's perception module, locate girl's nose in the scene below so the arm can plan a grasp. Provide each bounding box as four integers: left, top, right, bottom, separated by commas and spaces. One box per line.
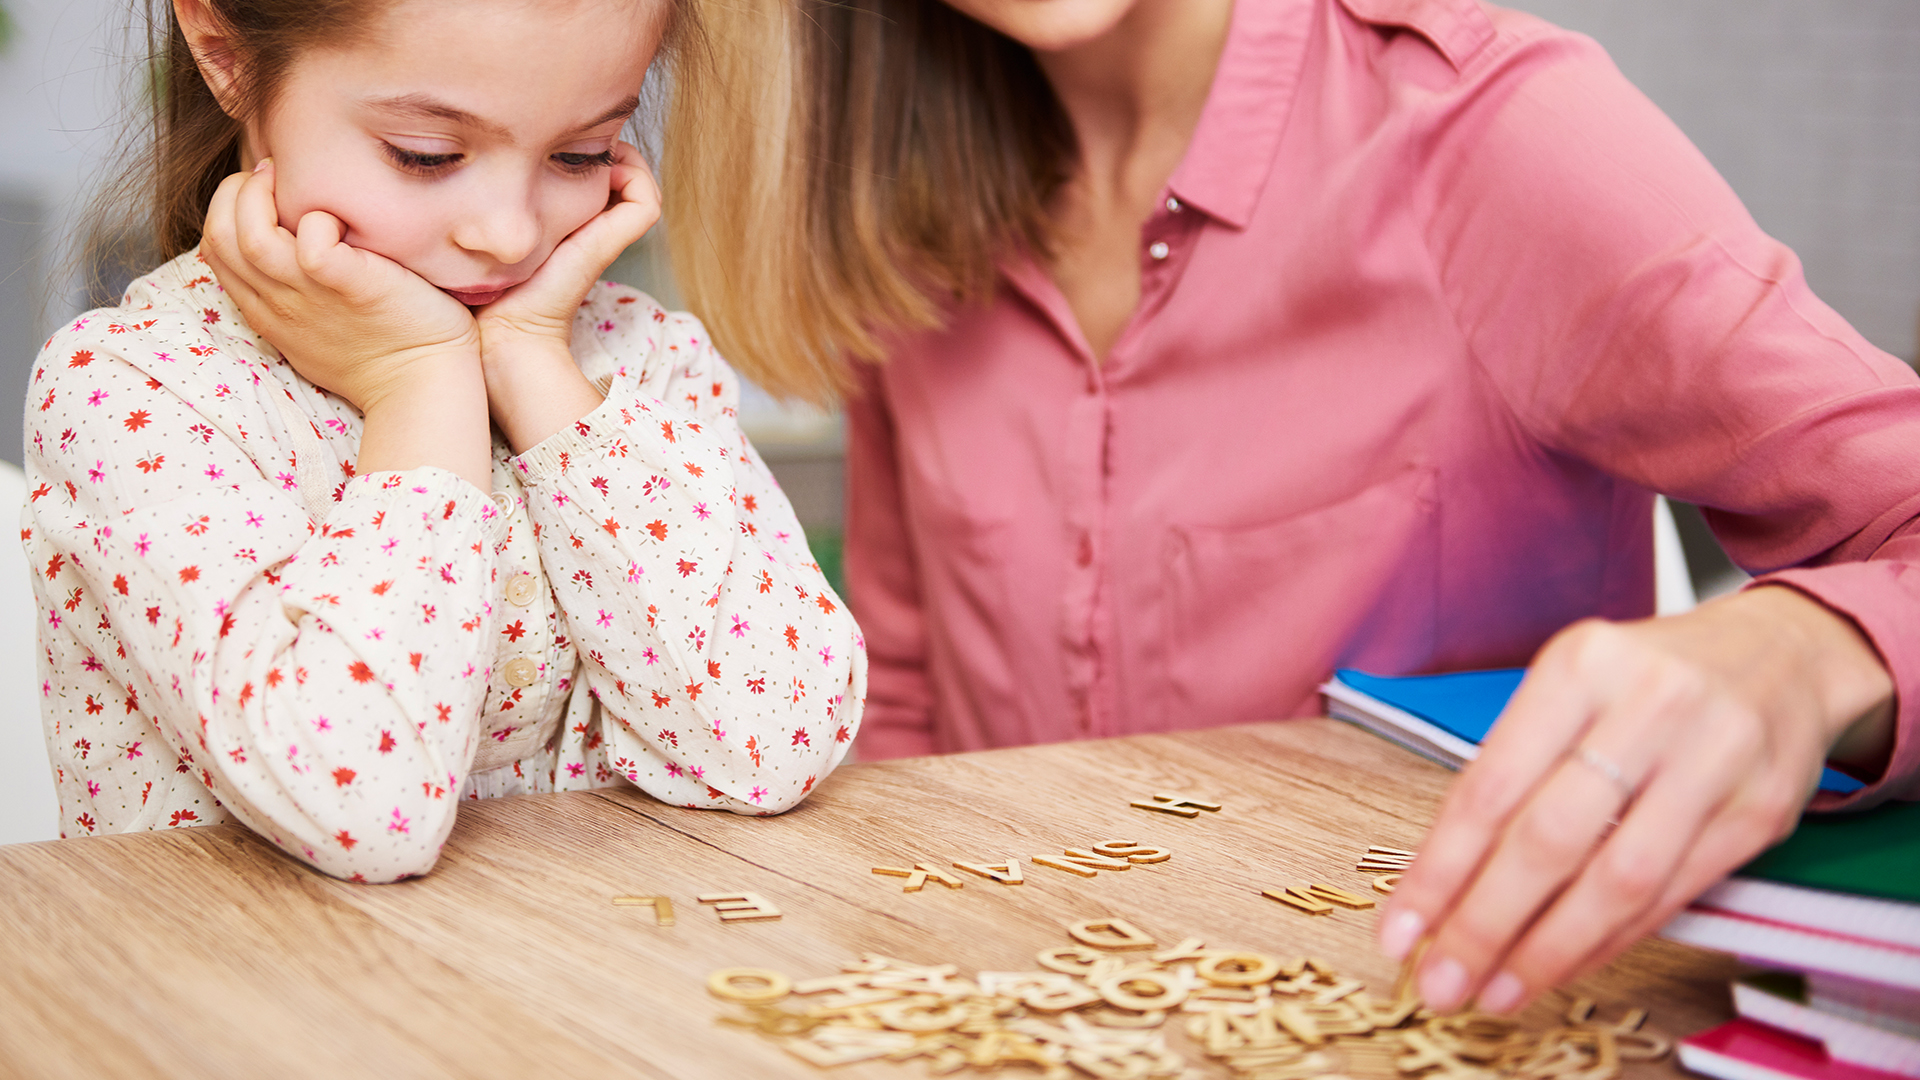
451, 187, 542, 267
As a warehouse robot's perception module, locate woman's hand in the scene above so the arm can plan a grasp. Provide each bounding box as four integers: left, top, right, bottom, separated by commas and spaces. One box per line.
475, 141, 663, 453
1381, 585, 1895, 1015
201, 161, 492, 491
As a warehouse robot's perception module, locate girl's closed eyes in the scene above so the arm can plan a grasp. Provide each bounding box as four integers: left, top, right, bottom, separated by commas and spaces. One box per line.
378, 144, 618, 178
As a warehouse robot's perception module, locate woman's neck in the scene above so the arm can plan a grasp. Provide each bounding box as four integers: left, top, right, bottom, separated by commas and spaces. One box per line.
1032, 0, 1235, 207
1026, 0, 1234, 361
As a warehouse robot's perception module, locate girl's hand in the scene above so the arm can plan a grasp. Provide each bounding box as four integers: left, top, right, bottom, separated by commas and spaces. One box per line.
201, 161, 492, 491
473, 142, 662, 453
201, 161, 482, 414
1381, 585, 1895, 1015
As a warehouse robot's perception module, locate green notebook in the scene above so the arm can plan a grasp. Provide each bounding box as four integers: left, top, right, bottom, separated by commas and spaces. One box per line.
1741, 798, 1920, 904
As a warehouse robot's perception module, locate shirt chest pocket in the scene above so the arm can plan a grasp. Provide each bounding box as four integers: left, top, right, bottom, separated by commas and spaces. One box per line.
1155, 464, 1440, 729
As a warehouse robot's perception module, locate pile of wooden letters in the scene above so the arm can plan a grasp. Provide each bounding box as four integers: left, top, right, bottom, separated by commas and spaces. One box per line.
707, 919, 1671, 1079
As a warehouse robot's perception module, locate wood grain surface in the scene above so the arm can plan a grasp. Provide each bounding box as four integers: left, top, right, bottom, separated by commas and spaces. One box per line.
0, 719, 1742, 1079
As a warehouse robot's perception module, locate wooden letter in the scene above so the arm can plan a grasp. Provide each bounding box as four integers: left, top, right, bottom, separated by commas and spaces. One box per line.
697, 892, 782, 921
706, 967, 793, 1004
1091, 841, 1172, 864
1261, 887, 1333, 915
1066, 918, 1158, 951
1030, 855, 1099, 878
912, 863, 965, 889
1304, 883, 1377, 910
610, 895, 675, 926
952, 859, 1024, 885
872, 866, 929, 891
1128, 793, 1223, 817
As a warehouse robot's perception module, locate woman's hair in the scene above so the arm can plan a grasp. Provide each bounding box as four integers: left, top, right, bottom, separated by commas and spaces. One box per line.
663, 0, 1072, 403
81, 0, 694, 305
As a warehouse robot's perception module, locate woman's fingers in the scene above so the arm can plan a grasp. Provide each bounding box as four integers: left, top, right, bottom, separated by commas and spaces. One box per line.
1381, 623, 1617, 960
1479, 726, 1732, 1011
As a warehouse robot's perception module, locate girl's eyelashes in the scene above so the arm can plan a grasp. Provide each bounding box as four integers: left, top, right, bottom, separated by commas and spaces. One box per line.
381, 142, 462, 176
553, 149, 617, 174
378, 142, 615, 177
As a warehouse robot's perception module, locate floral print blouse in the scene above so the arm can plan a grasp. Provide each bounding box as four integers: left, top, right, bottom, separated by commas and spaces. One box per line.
23, 248, 865, 882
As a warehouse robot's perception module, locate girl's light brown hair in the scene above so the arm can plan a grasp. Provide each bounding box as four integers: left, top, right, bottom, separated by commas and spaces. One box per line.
81, 0, 382, 297
663, 0, 1072, 404
82, 0, 694, 303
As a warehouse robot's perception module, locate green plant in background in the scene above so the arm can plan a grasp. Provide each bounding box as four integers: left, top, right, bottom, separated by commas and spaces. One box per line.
0, 2, 15, 55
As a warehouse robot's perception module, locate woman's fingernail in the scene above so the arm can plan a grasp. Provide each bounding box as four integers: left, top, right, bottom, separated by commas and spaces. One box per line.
253, 158, 271, 173
1419, 956, 1469, 1011
1479, 970, 1525, 1014
1380, 910, 1425, 960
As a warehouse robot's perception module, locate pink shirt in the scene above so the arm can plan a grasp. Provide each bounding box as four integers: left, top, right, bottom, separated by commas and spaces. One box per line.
844, 0, 1920, 807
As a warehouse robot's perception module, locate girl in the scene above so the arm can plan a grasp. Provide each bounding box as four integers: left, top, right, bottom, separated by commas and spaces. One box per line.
24, 0, 864, 883
666, 0, 1916, 1015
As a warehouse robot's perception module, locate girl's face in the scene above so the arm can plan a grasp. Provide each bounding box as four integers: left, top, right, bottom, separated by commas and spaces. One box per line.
237, 0, 662, 305
934, 0, 1143, 52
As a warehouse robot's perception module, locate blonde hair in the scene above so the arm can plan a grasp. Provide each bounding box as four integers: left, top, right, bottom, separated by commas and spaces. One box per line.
664, 0, 1072, 404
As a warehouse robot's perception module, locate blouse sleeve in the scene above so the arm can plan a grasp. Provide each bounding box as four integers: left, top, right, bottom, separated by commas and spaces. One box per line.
24, 312, 500, 880
508, 290, 865, 811
1421, 27, 1920, 806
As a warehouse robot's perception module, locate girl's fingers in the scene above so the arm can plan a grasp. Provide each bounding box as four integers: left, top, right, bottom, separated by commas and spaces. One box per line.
291, 210, 362, 292
1382, 626, 1615, 959
231, 160, 302, 285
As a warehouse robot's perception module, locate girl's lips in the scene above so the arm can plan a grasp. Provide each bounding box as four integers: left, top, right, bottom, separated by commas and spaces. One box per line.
446, 286, 514, 307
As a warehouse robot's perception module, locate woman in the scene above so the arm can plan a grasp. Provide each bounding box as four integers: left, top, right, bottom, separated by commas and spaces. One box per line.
665, 0, 1918, 1014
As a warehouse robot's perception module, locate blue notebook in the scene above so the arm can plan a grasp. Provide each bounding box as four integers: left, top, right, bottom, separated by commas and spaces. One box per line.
1324, 667, 1865, 795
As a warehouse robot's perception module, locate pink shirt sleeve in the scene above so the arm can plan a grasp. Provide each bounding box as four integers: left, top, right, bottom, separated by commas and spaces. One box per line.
1421, 26, 1920, 806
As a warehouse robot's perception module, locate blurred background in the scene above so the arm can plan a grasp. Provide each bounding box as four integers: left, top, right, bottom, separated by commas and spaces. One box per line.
0, 0, 1915, 843
4, 0, 1917, 599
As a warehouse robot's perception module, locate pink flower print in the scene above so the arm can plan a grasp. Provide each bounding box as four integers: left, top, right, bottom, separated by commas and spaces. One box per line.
595, 609, 614, 627
641, 647, 659, 665
566, 762, 585, 778
693, 502, 711, 520
664, 761, 683, 778
818, 646, 835, 666
134, 534, 151, 556
86, 779, 101, 797
710, 723, 726, 742
87, 390, 108, 407
689, 766, 704, 781
749, 787, 769, 804
204, 465, 224, 480
729, 615, 750, 638
88, 461, 105, 483
625, 561, 643, 583
387, 808, 411, 835
686, 627, 706, 651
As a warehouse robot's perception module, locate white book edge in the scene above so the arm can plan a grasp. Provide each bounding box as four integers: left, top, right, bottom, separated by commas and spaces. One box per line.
1733, 981, 1920, 1076
1662, 910, 1920, 991
1679, 1039, 1817, 1080
1319, 678, 1481, 770
1699, 878, 1920, 950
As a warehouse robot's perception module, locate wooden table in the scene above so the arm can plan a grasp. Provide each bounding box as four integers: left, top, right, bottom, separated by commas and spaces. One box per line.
0, 720, 1739, 1079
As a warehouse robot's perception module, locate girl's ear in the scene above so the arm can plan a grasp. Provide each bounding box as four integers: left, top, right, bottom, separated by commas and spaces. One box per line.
173, 0, 245, 116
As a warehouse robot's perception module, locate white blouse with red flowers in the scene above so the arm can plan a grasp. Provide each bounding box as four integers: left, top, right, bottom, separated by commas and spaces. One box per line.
23, 248, 864, 882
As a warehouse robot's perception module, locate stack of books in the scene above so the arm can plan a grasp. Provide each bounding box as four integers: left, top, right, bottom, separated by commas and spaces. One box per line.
1321, 669, 1918, 1080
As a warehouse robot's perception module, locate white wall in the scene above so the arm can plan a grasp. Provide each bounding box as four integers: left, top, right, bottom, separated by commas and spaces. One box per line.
1505, 0, 1920, 365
